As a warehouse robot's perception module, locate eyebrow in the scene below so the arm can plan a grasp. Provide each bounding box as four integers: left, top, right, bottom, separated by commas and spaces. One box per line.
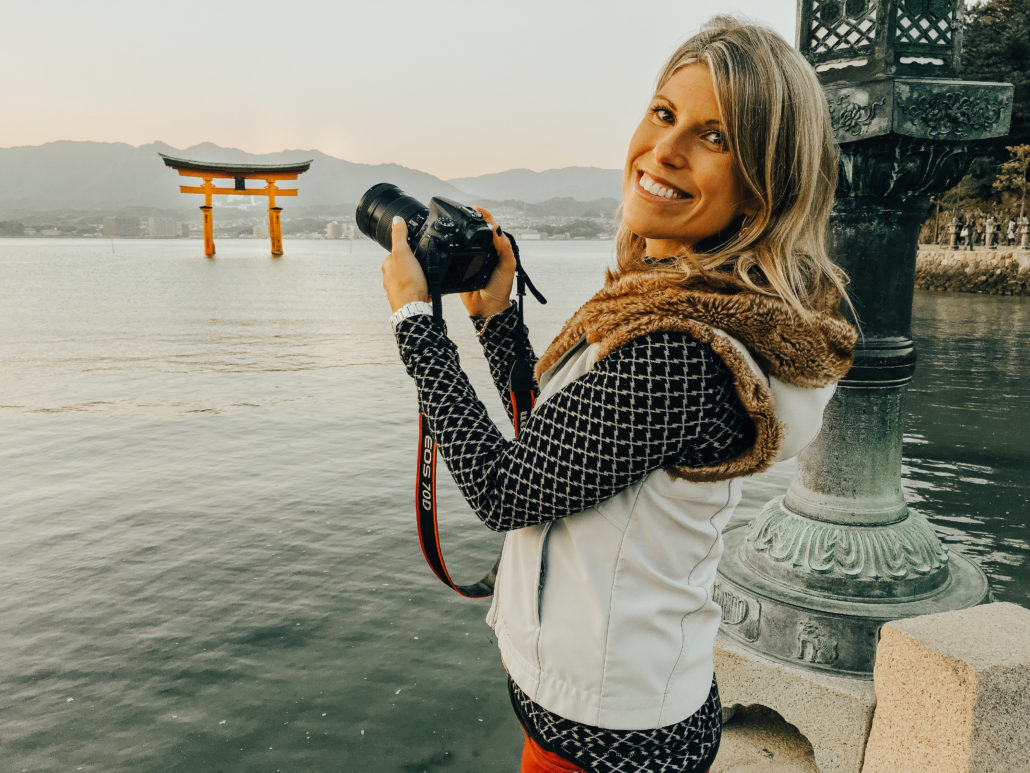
652, 96, 724, 126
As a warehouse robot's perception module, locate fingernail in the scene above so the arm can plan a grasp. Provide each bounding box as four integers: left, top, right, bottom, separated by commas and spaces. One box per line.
393, 216, 403, 225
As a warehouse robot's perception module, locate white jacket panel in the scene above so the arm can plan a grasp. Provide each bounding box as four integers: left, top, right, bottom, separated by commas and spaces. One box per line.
487, 333, 835, 729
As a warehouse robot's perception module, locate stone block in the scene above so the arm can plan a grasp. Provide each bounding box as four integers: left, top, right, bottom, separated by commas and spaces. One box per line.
713, 705, 820, 772
862, 602, 1030, 772
714, 631, 876, 773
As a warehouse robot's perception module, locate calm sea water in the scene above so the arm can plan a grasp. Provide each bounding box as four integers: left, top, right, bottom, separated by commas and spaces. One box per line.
0, 238, 1026, 772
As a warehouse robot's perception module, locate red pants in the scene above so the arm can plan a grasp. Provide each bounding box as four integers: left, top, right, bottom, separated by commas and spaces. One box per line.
520, 733, 586, 772
520, 732, 711, 773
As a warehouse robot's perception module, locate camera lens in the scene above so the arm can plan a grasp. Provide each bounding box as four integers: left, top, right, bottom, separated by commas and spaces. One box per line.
355, 183, 428, 252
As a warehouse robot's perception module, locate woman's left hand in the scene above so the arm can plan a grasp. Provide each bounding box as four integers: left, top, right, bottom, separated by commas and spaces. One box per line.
382, 216, 429, 312
460, 207, 516, 319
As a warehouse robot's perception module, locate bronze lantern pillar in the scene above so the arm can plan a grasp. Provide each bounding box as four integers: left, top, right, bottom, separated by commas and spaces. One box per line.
716, 0, 1013, 677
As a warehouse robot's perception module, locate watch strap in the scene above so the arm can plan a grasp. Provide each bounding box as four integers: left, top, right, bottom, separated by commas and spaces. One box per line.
390, 301, 434, 331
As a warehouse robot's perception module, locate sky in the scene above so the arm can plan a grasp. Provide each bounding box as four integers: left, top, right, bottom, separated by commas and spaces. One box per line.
3, 0, 799, 179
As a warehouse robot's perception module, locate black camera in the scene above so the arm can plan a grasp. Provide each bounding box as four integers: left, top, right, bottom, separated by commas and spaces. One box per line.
355, 183, 498, 295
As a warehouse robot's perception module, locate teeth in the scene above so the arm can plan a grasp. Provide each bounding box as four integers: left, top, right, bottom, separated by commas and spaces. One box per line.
640, 173, 685, 200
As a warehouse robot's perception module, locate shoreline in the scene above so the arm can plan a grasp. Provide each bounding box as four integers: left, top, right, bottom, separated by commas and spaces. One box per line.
916, 246, 1030, 296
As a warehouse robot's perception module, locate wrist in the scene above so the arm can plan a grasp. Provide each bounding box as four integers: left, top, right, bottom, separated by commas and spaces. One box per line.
389, 290, 429, 313
471, 298, 512, 320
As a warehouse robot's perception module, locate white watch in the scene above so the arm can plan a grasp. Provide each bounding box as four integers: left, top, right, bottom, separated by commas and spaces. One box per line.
390, 301, 433, 331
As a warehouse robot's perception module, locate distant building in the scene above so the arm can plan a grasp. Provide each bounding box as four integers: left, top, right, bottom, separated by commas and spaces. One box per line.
102, 216, 140, 238
147, 217, 182, 238
326, 221, 343, 239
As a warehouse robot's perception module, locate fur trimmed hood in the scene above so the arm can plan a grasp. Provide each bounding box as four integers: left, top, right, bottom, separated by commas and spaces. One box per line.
535, 269, 857, 481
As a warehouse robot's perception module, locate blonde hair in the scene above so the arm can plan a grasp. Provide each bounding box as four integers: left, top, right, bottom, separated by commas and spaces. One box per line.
615, 16, 849, 318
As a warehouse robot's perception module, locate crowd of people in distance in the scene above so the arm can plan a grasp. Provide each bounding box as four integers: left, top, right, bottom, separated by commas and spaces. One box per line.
925, 210, 1029, 250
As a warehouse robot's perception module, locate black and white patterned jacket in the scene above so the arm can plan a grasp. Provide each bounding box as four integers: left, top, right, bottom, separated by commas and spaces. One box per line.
395, 304, 755, 773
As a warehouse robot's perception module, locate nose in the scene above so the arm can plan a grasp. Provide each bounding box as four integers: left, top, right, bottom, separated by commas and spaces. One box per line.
653, 130, 688, 168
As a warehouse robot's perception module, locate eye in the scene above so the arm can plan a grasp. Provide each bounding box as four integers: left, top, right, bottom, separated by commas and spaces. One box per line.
702, 129, 728, 149
650, 105, 675, 124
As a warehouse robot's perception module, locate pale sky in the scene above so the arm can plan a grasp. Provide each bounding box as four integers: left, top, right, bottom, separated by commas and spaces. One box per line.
3, 1, 798, 179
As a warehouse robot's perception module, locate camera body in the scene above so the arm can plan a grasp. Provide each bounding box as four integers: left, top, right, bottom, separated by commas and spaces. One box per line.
356, 183, 498, 295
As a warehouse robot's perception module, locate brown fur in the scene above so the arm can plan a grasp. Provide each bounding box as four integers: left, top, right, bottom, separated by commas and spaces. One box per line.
534, 270, 857, 482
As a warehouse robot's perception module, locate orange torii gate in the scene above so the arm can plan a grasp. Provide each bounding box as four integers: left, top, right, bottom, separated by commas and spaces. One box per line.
160, 153, 312, 256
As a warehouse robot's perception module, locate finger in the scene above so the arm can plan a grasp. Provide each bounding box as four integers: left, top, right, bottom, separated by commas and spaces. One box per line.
390, 215, 410, 253
473, 207, 513, 261
491, 223, 516, 269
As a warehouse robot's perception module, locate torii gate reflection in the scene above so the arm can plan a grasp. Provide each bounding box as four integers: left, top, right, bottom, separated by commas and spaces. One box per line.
160, 154, 312, 257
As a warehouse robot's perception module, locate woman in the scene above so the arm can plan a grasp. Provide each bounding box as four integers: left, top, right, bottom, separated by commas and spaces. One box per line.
381, 16, 856, 773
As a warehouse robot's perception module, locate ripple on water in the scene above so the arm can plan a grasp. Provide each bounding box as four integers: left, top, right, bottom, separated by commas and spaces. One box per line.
0, 243, 1026, 771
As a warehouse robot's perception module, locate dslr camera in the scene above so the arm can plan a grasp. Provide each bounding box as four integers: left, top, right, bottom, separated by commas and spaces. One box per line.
356, 183, 498, 295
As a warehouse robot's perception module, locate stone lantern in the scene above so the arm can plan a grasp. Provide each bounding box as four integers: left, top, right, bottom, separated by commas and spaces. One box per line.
985, 214, 997, 248
714, 3, 1013, 770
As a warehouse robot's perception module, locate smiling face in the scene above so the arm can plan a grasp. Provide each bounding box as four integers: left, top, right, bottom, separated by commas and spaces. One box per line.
621, 63, 754, 258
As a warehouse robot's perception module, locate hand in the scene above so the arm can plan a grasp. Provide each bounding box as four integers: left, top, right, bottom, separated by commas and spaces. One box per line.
461, 208, 516, 319
382, 216, 429, 312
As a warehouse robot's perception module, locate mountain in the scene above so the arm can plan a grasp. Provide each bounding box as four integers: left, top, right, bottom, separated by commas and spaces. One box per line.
0, 141, 468, 215
448, 167, 622, 204
0, 141, 622, 214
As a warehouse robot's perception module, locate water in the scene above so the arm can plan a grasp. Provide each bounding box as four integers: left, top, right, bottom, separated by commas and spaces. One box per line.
0, 238, 1026, 772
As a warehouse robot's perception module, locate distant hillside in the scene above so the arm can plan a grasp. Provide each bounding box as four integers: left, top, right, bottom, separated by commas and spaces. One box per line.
0, 141, 623, 215
482, 197, 621, 219
448, 167, 621, 204
0, 141, 466, 215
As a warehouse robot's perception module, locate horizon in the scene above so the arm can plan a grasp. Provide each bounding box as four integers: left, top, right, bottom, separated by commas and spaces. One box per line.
3, 1, 800, 179
1, 138, 625, 180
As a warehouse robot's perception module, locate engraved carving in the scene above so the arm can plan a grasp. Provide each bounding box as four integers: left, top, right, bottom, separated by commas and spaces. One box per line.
714, 582, 761, 642
829, 94, 887, 136
796, 620, 840, 665
899, 92, 1006, 138
836, 135, 971, 201
749, 506, 949, 581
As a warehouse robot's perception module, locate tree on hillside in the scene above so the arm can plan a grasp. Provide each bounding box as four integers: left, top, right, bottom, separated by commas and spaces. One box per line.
962, 0, 1030, 148
993, 145, 1030, 216
928, 0, 1030, 229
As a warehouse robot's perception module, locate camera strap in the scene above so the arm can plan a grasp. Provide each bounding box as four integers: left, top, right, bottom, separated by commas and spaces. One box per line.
414, 232, 544, 598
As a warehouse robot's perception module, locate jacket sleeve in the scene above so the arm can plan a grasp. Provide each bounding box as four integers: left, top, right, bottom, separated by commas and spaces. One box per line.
395, 314, 753, 532
470, 305, 538, 427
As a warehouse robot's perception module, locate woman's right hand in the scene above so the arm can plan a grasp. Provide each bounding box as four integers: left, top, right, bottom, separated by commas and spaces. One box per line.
460, 208, 517, 319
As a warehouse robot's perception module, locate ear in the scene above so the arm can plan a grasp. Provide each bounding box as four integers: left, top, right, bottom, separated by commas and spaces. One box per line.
737, 183, 761, 219
740, 196, 760, 220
